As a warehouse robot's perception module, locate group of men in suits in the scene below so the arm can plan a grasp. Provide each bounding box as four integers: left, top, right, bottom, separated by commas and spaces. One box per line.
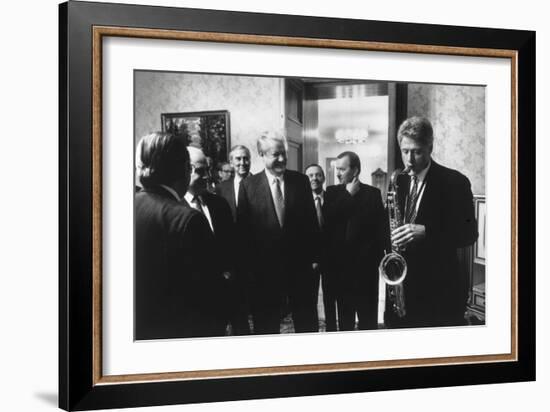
134, 116, 478, 339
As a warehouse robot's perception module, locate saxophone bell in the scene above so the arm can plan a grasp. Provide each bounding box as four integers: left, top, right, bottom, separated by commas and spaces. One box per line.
379, 251, 407, 285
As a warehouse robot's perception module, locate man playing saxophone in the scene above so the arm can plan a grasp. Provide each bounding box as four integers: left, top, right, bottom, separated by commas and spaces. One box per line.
386, 116, 478, 328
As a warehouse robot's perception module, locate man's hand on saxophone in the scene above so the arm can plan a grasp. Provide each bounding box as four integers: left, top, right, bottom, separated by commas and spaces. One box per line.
391, 223, 426, 248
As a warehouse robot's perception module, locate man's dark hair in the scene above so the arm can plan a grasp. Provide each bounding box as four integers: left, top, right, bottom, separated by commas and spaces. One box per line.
304, 163, 325, 178
337, 151, 361, 175
136, 132, 190, 188
397, 116, 434, 147
217, 161, 231, 171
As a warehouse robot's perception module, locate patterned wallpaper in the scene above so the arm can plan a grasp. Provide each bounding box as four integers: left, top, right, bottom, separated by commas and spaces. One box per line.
134, 71, 283, 173
134, 75, 485, 194
407, 84, 485, 195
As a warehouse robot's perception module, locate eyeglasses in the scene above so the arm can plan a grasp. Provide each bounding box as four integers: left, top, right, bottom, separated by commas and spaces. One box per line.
192, 165, 209, 176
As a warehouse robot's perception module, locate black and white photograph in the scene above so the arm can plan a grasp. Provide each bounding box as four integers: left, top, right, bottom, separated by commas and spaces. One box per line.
1, 0, 543, 409
50, 1, 538, 410
133, 71, 486, 340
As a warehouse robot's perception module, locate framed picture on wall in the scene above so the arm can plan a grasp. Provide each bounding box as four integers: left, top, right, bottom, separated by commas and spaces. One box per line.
161, 109, 230, 170
59, 1, 535, 410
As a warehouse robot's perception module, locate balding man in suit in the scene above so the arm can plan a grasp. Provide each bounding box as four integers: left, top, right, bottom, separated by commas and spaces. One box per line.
185, 146, 250, 335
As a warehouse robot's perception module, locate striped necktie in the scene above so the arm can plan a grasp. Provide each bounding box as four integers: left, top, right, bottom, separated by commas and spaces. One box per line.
405, 175, 419, 223
273, 177, 284, 227
315, 195, 324, 229
191, 195, 204, 214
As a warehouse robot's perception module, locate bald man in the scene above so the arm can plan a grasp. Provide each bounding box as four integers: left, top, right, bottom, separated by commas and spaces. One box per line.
185, 146, 250, 335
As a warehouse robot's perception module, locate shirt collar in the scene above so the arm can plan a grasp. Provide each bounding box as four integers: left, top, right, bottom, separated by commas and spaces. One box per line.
312, 190, 324, 201
159, 184, 181, 201
264, 169, 284, 184
410, 160, 431, 183
184, 191, 201, 205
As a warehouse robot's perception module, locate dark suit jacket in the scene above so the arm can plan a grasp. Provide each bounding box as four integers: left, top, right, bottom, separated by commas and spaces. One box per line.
135, 186, 224, 340
216, 174, 253, 221
237, 170, 320, 291
215, 178, 238, 221
395, 160, 478, 324
324, 183, 387, 294
200, 192, 235, 273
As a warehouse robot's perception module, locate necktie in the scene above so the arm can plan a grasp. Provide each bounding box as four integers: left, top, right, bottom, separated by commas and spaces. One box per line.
192, 195, 204, 214
234, 179, 240, 207
273, 178, 284, 227
315, 195, 324, 229
405, 175, 418, 223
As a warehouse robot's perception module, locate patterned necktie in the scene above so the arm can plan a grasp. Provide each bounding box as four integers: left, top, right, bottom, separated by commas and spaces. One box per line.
315, 195, 324, 229
273, 177, 284, 227
405, 175, 418, 223
192, 195, 204, 214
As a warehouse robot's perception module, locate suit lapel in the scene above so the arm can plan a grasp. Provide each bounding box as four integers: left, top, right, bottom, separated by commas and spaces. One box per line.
228, 178, 237, 218
283, 171, 294, 224
200, 193, 218, 234
397, 173, 409, 217
414, 161, 438, 223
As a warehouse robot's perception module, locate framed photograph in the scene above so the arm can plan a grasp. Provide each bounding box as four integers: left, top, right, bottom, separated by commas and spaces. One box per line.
160, 109, 230, 170
59, 1, 535, 410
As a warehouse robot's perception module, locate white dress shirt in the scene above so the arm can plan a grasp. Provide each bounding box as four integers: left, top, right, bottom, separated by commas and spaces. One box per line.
184, 192, 214, 233
408, 161, 431, 214
312, 190, 325, 229
312, 190, 324, 206
264, 169, 285, 202
233, 175, 244, 207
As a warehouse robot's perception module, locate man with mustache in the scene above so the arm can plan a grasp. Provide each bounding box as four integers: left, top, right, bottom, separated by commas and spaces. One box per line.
387, 116, 478, 328
237, 132, 320, 334
324, 151, 387, 331
185, 146, 250, 335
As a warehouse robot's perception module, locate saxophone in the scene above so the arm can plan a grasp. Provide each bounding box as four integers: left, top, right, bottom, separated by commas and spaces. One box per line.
379, 168, 409, 318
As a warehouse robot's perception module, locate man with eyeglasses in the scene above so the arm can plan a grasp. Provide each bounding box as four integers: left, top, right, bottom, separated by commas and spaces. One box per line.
185, 146, 251, 335
217, 161, 235, 183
